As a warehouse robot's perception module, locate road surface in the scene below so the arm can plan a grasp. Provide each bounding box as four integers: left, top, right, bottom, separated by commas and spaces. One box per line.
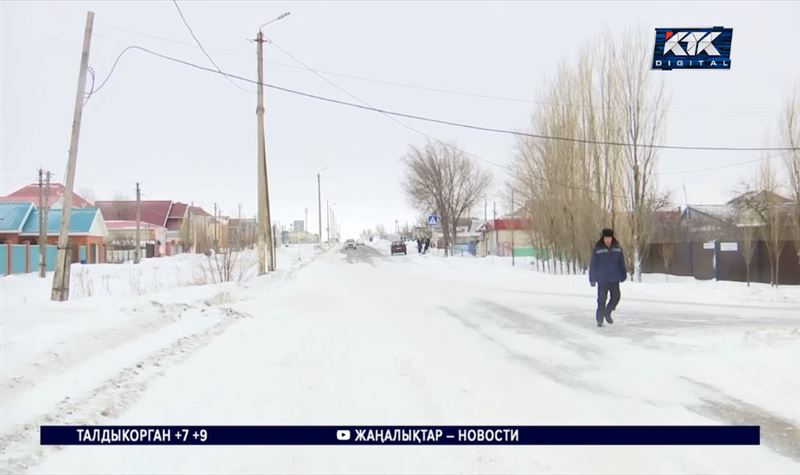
2, 244, 798, 474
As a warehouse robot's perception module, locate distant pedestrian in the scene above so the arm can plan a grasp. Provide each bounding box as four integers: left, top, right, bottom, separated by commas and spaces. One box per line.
589, 228, 627, 327
417, 237, 423, 254
424, 237, 430, 254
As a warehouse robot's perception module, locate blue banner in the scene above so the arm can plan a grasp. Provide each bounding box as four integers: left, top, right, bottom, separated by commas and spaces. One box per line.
652, 27, 733, 70
40, 425, 760, 446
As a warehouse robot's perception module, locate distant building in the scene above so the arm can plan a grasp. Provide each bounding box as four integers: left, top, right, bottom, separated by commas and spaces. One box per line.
293, 220, 305, 233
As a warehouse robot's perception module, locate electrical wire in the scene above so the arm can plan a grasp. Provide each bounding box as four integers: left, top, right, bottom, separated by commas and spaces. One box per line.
267, 39, 782, 204
88, 45, 799, 153
266, 36, 509, 170
91, 22, 780, 116
171, 0, 254, 94
83, 66, 96, 105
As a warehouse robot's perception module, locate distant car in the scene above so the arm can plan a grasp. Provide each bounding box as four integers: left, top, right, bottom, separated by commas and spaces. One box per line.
390, 241, 407, 255
356, 239, 365, 246
344, 239, 357, 250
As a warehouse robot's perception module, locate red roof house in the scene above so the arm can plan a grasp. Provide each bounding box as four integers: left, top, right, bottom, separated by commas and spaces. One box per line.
1, 183, 92, 209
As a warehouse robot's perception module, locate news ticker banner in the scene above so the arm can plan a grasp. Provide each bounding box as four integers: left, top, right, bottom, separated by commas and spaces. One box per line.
41, 425, 760, 446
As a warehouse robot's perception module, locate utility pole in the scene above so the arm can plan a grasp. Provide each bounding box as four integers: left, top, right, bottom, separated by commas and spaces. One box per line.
326, 200, 330, 242
52, 11, 94, 301
493, 202, 497, 257
331, 208, 336, 241
45, 170, 51, 252
255, 30, 274, 273
38, 169, 46, 277
511, 187, 515, 267
134, 182, 141, 264
272, 223, 278, 261
190, 201, 196, 253
214, 202, 218, 251
317, 172, 322, 244
237, 203, 242, 251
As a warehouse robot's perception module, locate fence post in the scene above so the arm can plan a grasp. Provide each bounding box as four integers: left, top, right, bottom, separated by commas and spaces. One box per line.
25, 241, 30, 273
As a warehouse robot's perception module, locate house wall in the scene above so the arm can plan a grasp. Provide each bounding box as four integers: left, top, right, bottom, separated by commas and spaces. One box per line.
0, 233, 20, 244
483, 229, 538, 257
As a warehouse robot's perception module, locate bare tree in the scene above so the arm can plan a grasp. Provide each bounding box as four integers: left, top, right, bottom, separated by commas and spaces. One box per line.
780, 85, 800, 267
205, 248, 257, 283
512, 30, 668, 278
739, 223, 758, 287
738, 161, 786, 286
107, 192, 133, 220
403, 140, 492, 256
655, 209, 681, 281
617, 30, 668, 282
79, 187, 96, 206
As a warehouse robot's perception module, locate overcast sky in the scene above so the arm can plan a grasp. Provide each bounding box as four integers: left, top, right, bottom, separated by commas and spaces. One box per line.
2, 1, 798, 238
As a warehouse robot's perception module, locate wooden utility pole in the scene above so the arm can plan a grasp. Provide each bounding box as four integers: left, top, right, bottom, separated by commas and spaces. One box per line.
134, 182, 141, 264
237, 203, 242, 250
38, 169, 46, 277
44, 171, 51, 267
511, 187, 515, 267
51, 11, 94, 301
190, 202, 195, 253
492, 202, 497, 256
326, 200, 330, 242
255, 31, 275, 273
317, 172, 322, 244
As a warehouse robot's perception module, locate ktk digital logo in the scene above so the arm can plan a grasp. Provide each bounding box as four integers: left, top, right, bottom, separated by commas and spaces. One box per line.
652, 27, 733, 70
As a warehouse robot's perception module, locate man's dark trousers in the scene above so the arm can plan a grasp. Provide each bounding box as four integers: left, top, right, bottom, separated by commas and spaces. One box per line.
596, 282, 621, 322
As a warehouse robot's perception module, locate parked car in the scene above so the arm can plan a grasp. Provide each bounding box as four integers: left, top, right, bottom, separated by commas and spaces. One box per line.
356, 239, 365, 246
344, 239, 357, 250
390, 241, 407, 255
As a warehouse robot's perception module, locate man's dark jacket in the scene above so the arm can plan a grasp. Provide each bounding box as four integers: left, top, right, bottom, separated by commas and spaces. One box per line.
589, 238, 627, 284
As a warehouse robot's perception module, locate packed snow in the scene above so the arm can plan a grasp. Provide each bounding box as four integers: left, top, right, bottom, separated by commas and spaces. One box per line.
1, 241, 798, 474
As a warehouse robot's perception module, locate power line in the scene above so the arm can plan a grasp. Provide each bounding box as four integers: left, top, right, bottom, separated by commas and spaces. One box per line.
79, 42, 797, 203
657, 151, 790, 175
265, 36, 509, 170
206, 40, 791, 202
171, 0, 254, 94
91, 23, 780, 116
89, 45, 799, 153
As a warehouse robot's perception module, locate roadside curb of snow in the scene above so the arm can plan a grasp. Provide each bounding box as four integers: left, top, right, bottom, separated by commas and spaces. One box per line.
0, 304, 253, 474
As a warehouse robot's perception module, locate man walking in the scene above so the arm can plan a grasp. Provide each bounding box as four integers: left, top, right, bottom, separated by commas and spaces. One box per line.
589, 228, 627, 327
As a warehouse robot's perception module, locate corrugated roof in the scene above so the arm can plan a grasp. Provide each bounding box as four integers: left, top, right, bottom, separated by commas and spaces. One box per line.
688, 204, 735, 221
95, 200, 172, 227
168, 202, 187, 218
1, 183, 91, 208
21, 208, 99, 235
0, 202, 34, 232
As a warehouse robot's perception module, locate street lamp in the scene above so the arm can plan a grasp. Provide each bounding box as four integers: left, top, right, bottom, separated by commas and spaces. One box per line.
255, 11, 290, 274
260, 12, 291, 31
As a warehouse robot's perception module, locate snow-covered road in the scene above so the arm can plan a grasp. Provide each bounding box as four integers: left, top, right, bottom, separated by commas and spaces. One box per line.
2, 244, 798, 473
